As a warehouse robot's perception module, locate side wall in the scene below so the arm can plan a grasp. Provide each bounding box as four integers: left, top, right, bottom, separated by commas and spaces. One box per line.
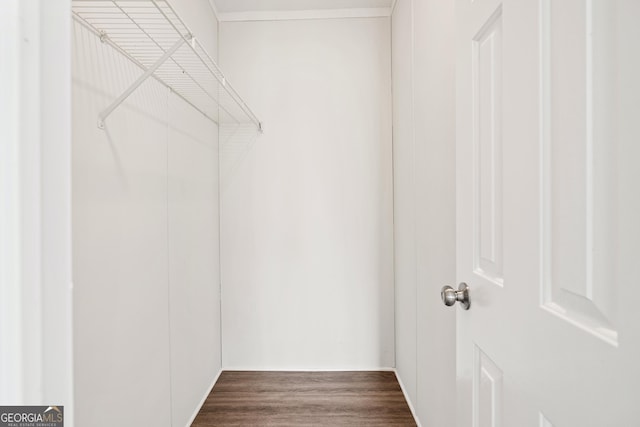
219, 17, 395, 369
392, 0, 457, 425
72, 1, 221, 426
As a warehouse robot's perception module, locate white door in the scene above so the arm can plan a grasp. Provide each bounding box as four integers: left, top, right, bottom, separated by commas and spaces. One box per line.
454, 0, 640, 425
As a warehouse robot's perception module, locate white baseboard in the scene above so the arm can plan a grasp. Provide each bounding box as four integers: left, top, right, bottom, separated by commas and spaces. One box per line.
186, 368, 223, 427
393, 368, 422, 427
220, 366, 396, 372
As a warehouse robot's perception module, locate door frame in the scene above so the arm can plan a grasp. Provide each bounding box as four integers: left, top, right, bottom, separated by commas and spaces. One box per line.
0, 0, 73, 421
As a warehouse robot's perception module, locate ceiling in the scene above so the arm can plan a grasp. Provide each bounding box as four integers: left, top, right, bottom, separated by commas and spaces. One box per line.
212, 0, 394, 13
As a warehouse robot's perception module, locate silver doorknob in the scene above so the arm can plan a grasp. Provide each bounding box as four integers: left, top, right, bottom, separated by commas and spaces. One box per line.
441, 283, 470, 310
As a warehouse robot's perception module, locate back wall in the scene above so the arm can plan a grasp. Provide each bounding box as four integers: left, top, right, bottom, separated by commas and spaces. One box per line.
219, 16, 394, 369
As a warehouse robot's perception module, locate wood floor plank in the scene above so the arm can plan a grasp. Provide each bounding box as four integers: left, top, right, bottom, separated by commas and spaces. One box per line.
192, 371, 416, 426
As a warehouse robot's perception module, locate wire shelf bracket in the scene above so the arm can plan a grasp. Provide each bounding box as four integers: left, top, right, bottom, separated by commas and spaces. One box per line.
72, 0, 262, 132
97, 36, 185, 128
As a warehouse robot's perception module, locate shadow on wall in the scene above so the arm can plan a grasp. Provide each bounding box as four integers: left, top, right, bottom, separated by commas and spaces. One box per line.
219, 122, 260, 193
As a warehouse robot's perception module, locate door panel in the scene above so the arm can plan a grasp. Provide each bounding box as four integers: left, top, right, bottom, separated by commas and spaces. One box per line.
540, 0, 618, 344
473, 346, 503, 427
473, 6, 503, 287
456, 0, 640, 425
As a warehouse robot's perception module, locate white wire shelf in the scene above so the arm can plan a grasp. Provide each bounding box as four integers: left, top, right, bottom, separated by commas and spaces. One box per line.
72, 0, 262, 131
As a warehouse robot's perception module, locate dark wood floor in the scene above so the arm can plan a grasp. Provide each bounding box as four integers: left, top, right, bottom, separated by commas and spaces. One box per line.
192, 371, 416, 426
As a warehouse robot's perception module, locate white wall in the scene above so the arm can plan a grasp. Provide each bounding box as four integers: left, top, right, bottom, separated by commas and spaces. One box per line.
219, 17, 394, 369
392, 0, 456, 426
72, 1, 220, 426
